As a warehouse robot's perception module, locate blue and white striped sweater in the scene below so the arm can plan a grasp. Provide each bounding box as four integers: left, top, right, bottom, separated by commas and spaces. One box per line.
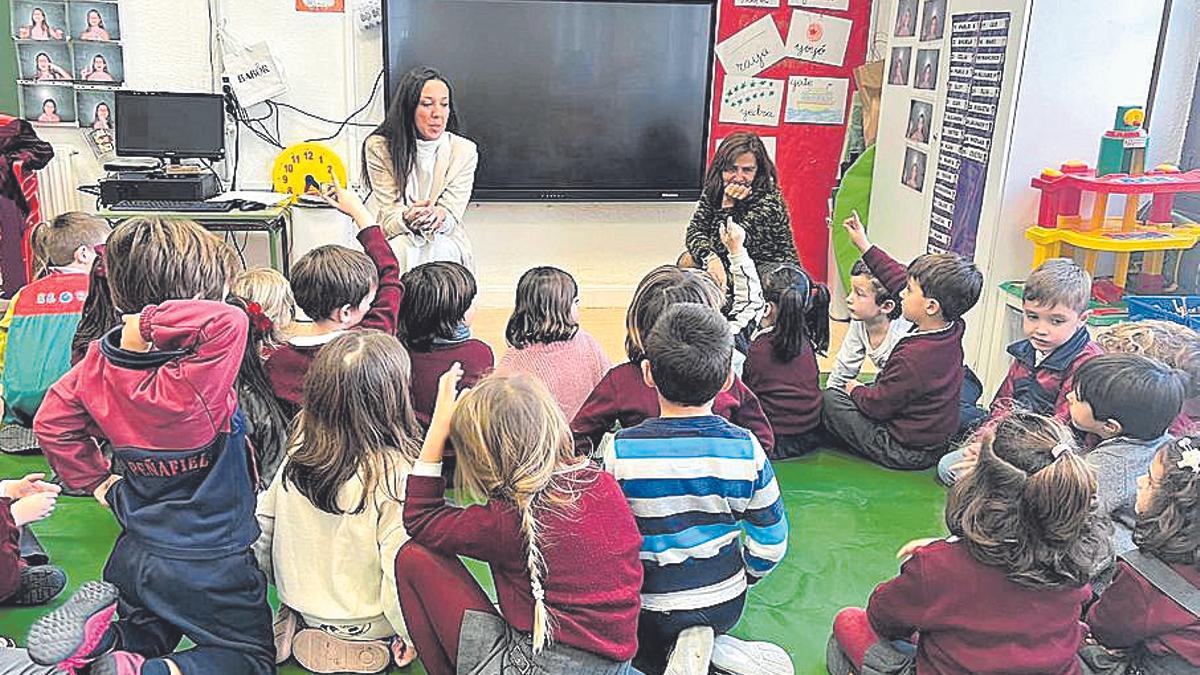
602, 415, 787, 611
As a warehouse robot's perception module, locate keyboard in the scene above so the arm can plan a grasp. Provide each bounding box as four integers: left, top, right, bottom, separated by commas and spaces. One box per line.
108, 199, 238, 213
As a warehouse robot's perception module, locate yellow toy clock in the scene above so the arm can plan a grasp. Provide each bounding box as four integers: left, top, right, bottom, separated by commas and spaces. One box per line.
271, 142, 347, 196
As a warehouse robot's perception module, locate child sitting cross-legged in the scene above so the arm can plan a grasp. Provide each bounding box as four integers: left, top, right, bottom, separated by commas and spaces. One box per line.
572, 252, 773, 457
265, 187, 403, 419
939, 258, 1102, 483
824, 258, 912, 393
1068, 353, 1185, 553
604, 303, 791, 675
742, 263, 831, 458
496, 266, 611, 421
822, 213, 983, 470
395, 366, 644, 675
30, 217, 274, 675
1082, 435, 1200, 674
827, 412, 1112, 675
256, 330, 421, 673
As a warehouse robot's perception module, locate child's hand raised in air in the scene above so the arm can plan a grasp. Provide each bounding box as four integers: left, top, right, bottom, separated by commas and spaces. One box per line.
318, 184, 374, 231
11, 491, 57, 527
419, 363, 467, 464
1, 473, 60, 500
842, 210, 871, 252
720, 219, 747, 256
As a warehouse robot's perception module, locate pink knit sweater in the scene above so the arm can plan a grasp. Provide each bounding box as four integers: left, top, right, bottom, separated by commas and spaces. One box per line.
496, 331, 612, 421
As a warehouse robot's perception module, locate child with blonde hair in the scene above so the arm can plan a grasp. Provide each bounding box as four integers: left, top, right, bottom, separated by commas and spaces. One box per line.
256, 331, 422, 673
1084, 435, 1200, 673
828, 412, 1111, 675
230, 268, 295, 350
395, 367, 643, 675
496, 266, 610, 420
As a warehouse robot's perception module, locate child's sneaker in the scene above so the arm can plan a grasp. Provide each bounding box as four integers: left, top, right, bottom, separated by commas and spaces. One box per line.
292, 628, 391, 674
3, 564, 67, 606
711, 634, 794, 675
0, 424, 39, 454
665, 625, 714, 675
26, 580, 119, 670
89, 651, 147, 675
273, 604, 299, 664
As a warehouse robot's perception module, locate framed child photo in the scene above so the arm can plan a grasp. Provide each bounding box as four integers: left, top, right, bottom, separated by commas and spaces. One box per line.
906, 99, 933, 145
920, 0, 946, 41
75, 86, 115, 130
69, 1, 121, 42
914, 49, 940, 90
902, 146, 927, 192
889, 47, 912, 86
73, 41, 124, 83
20, 82, 77, 124
16, 41, 72, 81
11, 1, 67, 40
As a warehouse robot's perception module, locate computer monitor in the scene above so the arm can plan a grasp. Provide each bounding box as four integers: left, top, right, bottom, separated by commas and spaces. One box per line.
115, 91, 226, 162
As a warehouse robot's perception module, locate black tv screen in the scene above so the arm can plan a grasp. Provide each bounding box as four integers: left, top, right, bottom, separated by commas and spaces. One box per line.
384, 0, 715, 201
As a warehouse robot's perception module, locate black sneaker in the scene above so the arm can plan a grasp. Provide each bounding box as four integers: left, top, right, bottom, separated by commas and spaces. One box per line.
0, 424, 39, 455
4, 565, 67, 606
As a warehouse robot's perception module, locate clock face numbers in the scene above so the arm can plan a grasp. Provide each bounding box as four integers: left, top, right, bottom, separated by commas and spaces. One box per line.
272, 142, 347, 195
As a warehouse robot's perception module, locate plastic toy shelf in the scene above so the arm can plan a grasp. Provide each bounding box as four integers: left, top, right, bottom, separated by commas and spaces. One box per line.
1025, 220, 1200, 288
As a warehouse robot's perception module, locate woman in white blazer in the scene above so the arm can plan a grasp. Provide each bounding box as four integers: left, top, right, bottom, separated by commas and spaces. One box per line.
363, 66, 478, 272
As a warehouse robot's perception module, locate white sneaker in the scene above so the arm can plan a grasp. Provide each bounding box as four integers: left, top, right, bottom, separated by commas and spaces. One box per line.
712, 634, 794, 675
665, 626, 714, 675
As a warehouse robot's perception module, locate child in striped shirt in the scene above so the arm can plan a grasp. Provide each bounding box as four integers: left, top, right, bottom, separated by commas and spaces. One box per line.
602, 303, 791, 675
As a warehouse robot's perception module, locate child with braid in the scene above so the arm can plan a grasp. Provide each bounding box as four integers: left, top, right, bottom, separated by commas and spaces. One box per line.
395, 366, 644, 675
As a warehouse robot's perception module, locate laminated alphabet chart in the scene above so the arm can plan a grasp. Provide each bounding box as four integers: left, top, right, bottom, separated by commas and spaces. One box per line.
926, 12, 1010, 258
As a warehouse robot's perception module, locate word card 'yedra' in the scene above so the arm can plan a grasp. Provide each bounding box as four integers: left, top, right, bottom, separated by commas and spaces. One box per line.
719, 75, 784, 127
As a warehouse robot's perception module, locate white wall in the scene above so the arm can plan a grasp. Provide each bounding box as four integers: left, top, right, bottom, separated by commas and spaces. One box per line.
36, 0, 688, 308
1148, 0, 1200, 168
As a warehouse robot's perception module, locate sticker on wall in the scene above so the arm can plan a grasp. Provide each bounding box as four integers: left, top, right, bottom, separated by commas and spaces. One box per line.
715, 15, 786, 77
296, 0, 344, 12
888, 46, 911, 86
920, 0, 946, 41
735, 0, 780, 7
785, 9, 852, 67
70, 1, 120, 42
906, 99, 933, 145
16, 40, 71, 81
785, 75, 848, 125
926, 12, 1011, 257
719, 75, 784, 127
902, 146, 927, 192
894, 0, 917, 38
20, 82, 76, 124
788, 0, 850, 10
913, 48, 939, 90
11, 1, 66, 40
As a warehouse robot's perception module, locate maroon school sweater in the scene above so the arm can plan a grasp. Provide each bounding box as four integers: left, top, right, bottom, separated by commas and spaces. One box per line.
850, 246, 965, 448
1087, 559, 1200, 667
264, 225, 403, 413
570, 361, 774, 455
408, 339, 494, 428
868, 539, 1089, 675
0, 497, 22, 601
403, 467, 643, 661
742, 329, 821, 436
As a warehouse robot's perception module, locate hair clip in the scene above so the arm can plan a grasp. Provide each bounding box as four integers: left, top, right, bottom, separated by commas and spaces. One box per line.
244, 301, 273, 335
1178, 438, 1200, 474
1051, 443, 1072, 459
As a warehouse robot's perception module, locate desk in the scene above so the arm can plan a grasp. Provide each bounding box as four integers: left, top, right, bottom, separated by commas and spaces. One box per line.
97, 204, 294, 274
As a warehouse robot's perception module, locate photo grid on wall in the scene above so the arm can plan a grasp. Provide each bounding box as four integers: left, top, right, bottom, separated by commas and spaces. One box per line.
925, 12, 1011, 258
11, 0, 121, 154
889, 0, 946, 194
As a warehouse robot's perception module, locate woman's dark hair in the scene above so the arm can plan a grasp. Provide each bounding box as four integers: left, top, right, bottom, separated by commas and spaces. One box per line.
762, 263, 830, 361
42, 99, 56, 111
701, 132, 777, 207
362, 66, 458, 197
399, 261, 476, 351
284, 330, 422, 515
1134, 437, 1200, 567
946, 420, 1112, 588
85, 9, 104, 28
505, 266, 579, 349
227, 295, 290, 488
71, 245, 119, 365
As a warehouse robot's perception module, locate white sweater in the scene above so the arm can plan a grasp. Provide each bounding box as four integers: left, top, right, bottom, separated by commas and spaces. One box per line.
254, 456, 412, 640
825, 317, 913, 390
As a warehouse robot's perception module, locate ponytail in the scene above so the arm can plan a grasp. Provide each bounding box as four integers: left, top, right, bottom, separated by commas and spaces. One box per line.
28, 220, 49, 277
71, 245, 119, 364
763, 264, 831, 361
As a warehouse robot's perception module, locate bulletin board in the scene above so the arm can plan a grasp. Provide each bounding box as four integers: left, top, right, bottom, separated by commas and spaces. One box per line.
707, 0, 872, 281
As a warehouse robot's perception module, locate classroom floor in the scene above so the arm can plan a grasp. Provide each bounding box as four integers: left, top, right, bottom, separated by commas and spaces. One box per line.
0, 309, 932, 675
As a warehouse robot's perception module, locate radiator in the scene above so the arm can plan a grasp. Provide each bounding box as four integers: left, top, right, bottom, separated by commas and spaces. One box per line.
36, 147, 83, 217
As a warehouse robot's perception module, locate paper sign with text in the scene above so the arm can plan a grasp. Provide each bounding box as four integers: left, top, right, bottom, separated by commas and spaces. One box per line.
786, 9, 852, 66
719, 76, 785, 127
788, 0, 850, 10
716, 15, 787, 77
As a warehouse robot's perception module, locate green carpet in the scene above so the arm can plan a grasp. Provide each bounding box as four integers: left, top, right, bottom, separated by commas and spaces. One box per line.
0, 449, 948, 674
